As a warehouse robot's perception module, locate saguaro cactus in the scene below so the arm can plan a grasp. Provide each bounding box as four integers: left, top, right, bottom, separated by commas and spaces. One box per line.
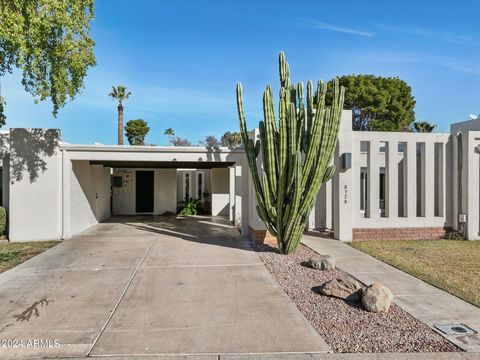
236, 52, 345, 254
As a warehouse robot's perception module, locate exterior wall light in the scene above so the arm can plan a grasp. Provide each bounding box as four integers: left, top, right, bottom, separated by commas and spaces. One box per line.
341, 152, 352, 170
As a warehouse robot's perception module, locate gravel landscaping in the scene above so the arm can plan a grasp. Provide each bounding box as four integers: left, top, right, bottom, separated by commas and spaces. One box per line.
252, 243, 460, 353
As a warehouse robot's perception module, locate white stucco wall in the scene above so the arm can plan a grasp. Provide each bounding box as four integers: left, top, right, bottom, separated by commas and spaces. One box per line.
8, 129, 62, 241
69, 161, 111, 236
112, 168, 177, 215
176, 169, 212, 204
154, 169, 177, 214
211, 167, 229, 216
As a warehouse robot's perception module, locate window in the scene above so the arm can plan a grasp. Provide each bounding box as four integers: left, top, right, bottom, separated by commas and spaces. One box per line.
184, 173, 191, 201
360, 168, 367, 214
379, 169, 386, 217
197, 173, 203, 199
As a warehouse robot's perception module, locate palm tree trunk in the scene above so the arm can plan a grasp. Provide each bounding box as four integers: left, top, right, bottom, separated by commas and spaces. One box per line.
117, 104, 124, 145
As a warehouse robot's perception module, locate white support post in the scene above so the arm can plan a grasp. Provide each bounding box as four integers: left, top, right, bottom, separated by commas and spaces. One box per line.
315, 180, 333, 230
308, 200, 315, 229
440, 142, 446, 218
234, 165, 243, 229
351, 138, 361, 225
406, 141, 417, 218
333, 110, 353, 241
241, 162, 250, 237
424, 142, 435, 218
451, 136, 458, 229
464, 131, 480, 240
62, 150, 71, 239
386, 141, 398, 218
418, 143, 426, 217
367, 140, 379, 219
229, 166, 235, 222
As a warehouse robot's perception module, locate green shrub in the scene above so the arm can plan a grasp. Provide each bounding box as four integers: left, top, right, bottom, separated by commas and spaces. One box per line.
178, 198, 201, 216
0, 206, 6, 235
178, 196, 212, 216
446, 230, 465, 240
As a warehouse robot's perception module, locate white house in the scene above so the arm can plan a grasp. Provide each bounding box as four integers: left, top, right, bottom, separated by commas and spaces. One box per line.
2, 110, 480, 243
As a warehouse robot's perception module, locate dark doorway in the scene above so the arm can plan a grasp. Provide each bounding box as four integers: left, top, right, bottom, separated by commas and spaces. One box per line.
136, 171, 154, 213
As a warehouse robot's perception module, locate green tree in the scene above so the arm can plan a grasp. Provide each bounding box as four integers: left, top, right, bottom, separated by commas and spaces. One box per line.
200, 135, 220, 148
109, 85, 131, 145
413, 120, 436, 132
0, 0, 96, 117
125, 119, 150, 145
164, 128, 175, 145
221, 131, 241, 147
171, 136, 192, 146
326, 75, 416, 131
0, 96, 6, 128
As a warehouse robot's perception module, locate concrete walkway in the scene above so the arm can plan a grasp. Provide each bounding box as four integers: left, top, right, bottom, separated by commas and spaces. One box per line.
302, 235, 480, 353
0, 216, 328, 358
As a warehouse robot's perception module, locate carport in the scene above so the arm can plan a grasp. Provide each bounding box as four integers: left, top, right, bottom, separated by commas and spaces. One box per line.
89, 160, 234, 216
61, 145, 248, 239
2, 129, 276, 243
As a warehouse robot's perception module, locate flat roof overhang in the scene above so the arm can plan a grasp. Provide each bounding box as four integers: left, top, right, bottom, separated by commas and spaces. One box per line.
63, 144, 246, 164
90, 160, 236, 169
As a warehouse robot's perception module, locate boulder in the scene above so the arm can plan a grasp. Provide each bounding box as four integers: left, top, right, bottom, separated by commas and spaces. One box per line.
319, 278, 363, 302
362, 283, 393, 313
309, 255, 335, 270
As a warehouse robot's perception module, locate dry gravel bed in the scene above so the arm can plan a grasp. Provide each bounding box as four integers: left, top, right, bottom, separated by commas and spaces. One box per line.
252, 243, 460, 353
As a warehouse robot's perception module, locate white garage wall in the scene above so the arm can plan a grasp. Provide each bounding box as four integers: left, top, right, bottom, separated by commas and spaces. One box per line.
211, 168, 229, 216
112, 168, 177, 215
69, 161, 111, 236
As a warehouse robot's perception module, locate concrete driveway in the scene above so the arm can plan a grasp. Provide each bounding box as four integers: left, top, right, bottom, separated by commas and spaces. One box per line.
0, 216, 329, 358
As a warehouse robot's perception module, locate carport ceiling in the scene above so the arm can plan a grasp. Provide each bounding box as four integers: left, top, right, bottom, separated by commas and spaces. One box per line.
90, 160, 236, 169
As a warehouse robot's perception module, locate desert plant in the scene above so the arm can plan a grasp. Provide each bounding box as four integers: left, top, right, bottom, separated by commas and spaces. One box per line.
0, 206, 6, 235
164, 128, 175, 145
236, 52, 345, 254
109, 85, 131, 145
178, 198, 201, 216
413, 121, 436, 133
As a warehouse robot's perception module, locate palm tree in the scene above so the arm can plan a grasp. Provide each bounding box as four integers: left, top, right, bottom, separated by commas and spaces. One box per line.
413, 121, 436, 133
164, 128, 175, 146
109, 85, 131, 145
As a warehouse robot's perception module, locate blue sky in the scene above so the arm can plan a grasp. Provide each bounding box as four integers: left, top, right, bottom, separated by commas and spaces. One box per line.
2, 0, 480, 145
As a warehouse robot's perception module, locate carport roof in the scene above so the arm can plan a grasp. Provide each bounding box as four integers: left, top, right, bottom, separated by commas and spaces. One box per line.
90, 160, 235, 169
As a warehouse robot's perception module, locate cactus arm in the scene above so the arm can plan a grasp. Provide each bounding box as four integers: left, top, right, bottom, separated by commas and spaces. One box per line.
236, 53, 345, 254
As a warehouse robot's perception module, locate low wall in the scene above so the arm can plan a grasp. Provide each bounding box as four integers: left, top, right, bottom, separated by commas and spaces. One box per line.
248, 226, 277, 246
352, 227, 451, 241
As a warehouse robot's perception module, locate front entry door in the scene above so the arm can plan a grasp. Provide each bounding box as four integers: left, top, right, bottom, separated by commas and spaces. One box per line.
136, 171, 154, 213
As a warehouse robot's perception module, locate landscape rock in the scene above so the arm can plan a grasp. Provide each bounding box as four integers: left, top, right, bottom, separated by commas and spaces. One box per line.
309, 255, 336, 270
362, 283, 393, 313
319, 277, 364, 302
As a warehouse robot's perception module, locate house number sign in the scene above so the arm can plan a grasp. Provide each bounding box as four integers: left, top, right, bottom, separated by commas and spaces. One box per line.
344, 185, 348, 204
